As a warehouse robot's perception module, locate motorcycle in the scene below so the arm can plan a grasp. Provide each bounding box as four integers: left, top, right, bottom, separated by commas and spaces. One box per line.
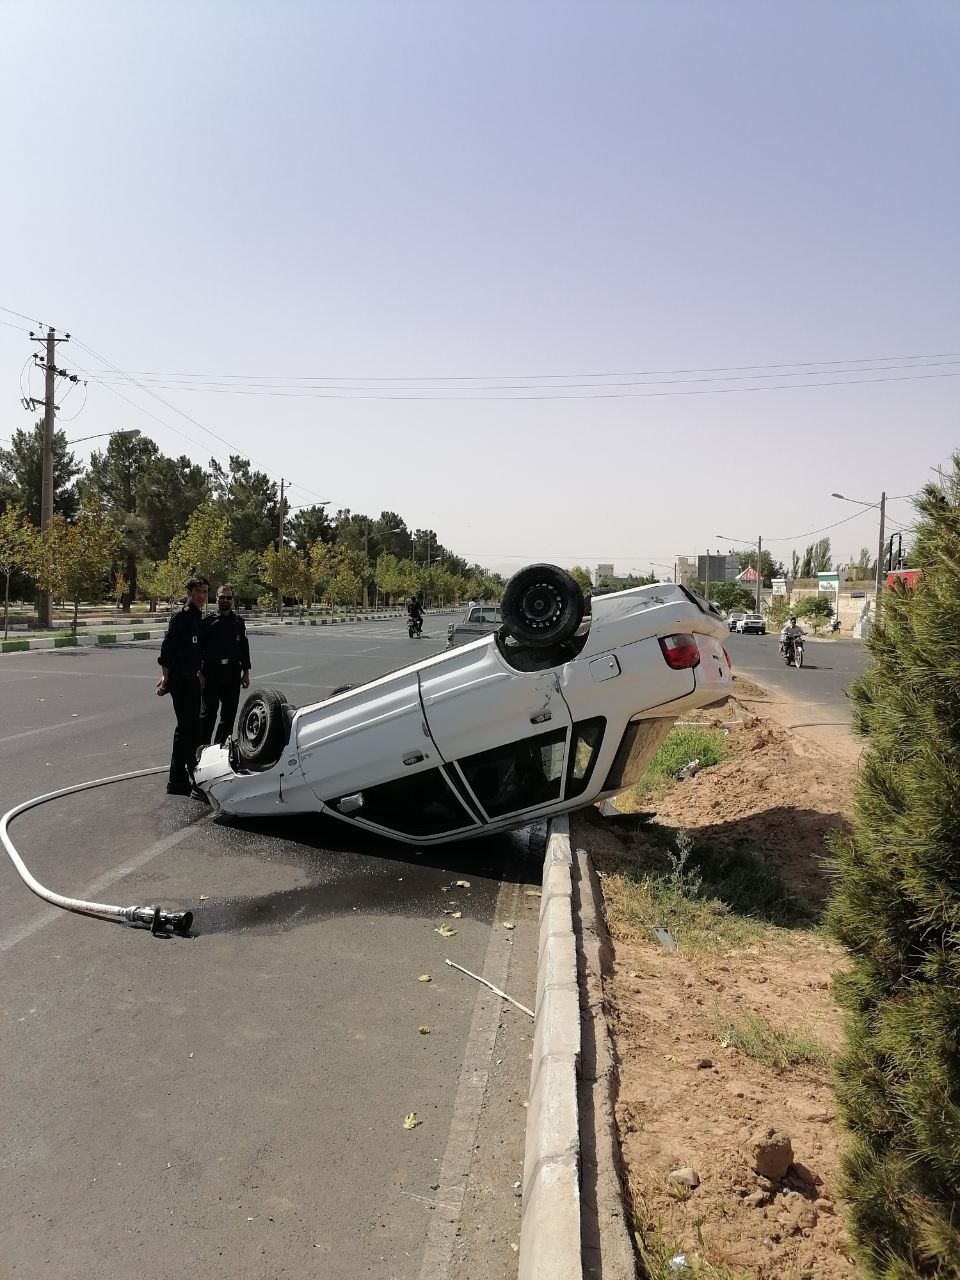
782, 634, 804, 668
406, 614, 423, 639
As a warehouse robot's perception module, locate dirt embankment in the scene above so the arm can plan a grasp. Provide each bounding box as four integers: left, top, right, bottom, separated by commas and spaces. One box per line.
573, 677, 861, 1278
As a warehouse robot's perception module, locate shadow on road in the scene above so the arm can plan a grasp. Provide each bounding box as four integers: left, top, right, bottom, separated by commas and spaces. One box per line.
193, 812, 543, 935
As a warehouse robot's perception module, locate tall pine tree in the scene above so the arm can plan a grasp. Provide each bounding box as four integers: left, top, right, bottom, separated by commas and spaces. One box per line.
827, 454, 960, 1276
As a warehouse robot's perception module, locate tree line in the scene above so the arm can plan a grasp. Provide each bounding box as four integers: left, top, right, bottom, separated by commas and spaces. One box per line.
0, 422, 504, 634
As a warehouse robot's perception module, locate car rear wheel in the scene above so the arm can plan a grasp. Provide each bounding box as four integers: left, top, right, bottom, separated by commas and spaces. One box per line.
500, 563, 585, 648
236, 687, 292, 770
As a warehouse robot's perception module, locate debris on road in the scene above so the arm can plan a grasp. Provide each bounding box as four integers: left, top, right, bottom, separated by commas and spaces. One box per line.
445, 958, 534, 1018
403, 1113, 422, 1130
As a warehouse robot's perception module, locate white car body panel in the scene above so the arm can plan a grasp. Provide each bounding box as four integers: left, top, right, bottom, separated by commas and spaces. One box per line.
194, 581, 733, 843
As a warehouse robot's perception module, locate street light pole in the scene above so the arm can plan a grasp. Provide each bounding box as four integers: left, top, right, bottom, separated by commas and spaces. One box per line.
875, 491, 886, 603
756, 534, 763, 615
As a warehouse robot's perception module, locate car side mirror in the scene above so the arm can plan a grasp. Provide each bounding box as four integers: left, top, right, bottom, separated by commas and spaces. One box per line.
337, 792, 364, 815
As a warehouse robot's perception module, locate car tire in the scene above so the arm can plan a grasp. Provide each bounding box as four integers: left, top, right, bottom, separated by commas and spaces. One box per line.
500, 563, 585, 648
236, 687, 290, 770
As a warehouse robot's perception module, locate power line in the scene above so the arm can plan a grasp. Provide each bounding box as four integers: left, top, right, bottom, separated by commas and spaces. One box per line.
76, 356, 960, 390
65, 336, 330, 503
58, 349, 960, 383
75, 367, 960, 402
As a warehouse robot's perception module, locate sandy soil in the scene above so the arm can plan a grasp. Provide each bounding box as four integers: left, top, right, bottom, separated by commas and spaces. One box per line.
571, 677, 862, 1278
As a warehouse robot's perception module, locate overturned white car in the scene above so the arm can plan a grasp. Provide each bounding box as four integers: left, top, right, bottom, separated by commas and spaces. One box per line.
194, 565, 732, 845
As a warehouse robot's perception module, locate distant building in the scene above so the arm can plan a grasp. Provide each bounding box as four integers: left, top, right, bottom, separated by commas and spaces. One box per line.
596, 563, 614, 583
698, 553, 740, 585
675, 556, 696, 587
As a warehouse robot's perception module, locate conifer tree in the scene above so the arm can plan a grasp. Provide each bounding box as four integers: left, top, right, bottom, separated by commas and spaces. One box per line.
827, 454, 960, 1276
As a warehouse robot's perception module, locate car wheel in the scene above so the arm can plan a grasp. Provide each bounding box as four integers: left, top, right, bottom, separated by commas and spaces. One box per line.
237, 688, 290, 770
500, 563, 584, 648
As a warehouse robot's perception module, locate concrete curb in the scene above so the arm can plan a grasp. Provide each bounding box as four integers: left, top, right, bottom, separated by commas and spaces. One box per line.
0, 607, 454, 654
520, 816, 638, 1280
519, 816, 582, 1280
1, 629, 164, 653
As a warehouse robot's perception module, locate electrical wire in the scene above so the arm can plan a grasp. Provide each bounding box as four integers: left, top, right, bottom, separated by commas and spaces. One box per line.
66, 336, 331, 504
61, 349, 960, 383
76, 356, 960, 393
74, 367, 960, 402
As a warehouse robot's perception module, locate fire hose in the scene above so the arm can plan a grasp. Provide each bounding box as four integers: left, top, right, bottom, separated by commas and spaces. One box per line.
0, 766, 194, 936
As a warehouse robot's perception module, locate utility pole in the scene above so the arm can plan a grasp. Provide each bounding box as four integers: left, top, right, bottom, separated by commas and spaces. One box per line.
756, 535, 763, 615
24, 327, 70, 629
874, 491, 886, 605
277, 478, 286, 549
704, 549, 711, 602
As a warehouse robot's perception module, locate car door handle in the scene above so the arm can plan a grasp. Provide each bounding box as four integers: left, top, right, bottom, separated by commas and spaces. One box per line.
403, 751, 426, 766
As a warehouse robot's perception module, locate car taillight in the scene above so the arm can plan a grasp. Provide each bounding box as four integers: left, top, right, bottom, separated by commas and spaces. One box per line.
659, 633, 700, 670
723, 646, 732, 669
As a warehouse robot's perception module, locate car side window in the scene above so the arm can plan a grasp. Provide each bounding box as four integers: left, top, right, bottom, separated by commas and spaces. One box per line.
566, 717, 606, 799
334, 769, 475, 836
458, 728, 567, 818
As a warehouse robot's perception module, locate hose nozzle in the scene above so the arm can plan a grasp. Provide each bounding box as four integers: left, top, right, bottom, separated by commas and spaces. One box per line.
123, 904, 193, 936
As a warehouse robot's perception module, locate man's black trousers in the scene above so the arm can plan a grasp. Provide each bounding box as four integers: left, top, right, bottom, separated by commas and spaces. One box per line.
199, 668, 243, 747
167, 671, 202, 789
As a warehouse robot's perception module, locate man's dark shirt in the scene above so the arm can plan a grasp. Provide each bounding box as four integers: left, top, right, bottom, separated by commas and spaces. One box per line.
158, 604, 204, 674
408, 600, 424, 620
202, 611, 251, 673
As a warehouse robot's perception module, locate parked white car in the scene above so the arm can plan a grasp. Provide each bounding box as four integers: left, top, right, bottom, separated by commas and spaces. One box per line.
194, 565, 733, 845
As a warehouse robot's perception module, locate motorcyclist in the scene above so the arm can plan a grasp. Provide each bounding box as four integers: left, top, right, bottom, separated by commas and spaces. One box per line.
406, 595, 424, 634
779, 615, 804, 658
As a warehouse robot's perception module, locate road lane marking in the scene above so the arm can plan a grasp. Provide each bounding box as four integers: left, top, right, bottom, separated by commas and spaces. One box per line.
0, 812, 214, 953
417, 873, 523, 1280
255, 665, 303, 679
0, 714, 105, 745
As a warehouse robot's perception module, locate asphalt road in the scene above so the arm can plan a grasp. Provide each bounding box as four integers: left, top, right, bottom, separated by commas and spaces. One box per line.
724, 631, 871, 727
0, 615, 541, 1280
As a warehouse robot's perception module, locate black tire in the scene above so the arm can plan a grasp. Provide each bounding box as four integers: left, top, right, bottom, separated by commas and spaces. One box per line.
795, 643, 804, 669
237, 688, 289, 770
500, 564, 584, 648
408, 624, 415, 638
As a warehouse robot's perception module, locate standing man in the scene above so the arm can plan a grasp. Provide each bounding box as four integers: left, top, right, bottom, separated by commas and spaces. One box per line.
156, 576, 208, 796
198, 583, 251, 747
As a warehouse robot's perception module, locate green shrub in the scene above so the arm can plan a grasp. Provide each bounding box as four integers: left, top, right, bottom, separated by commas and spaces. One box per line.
637, 726, 729, 797
826, 454, 960, 1276
716, 1009, 831, 1069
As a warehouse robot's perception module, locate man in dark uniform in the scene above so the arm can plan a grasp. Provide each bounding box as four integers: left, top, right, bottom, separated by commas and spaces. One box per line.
156, 576, 208, 795
198, 582, 251, 747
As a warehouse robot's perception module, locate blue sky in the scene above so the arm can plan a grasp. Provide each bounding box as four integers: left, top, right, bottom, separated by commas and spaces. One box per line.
1, 1, 956, 577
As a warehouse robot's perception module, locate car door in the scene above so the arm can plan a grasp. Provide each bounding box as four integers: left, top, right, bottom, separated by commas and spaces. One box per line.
296, 672, 479, 839
419, 642, 573, 823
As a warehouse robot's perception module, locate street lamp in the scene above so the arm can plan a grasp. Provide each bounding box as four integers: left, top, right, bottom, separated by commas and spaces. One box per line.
831, 491, 887, 602
717, 533, 763, 614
